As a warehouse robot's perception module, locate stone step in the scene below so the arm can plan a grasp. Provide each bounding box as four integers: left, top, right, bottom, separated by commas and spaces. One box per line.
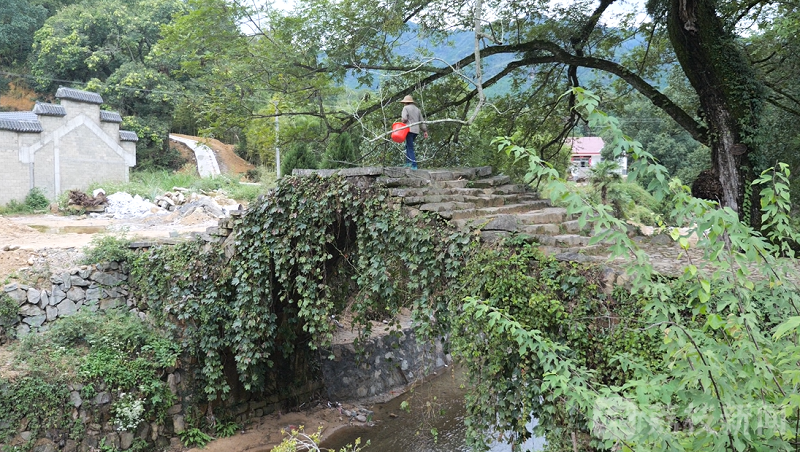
492, 184, 528, 195
533, 234, 592, 247
419, 202, 476, 213
493, 197, 549, 210
561, 219, 589, 234
439, 180, 469, 189
449, 208, 478, 220
404, 194, 507, 208
462, 195, 506, 208
516, 207, 569, 225
385, 166, 493, 181
476, 203, 544, 216
451, 187, 498, 197
523, 223, 561, 235
468, 175, 512, 188
376, 177, 432, 188
390, 187, 460, 198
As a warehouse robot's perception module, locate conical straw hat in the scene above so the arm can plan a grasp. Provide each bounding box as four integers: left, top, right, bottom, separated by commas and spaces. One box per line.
399, 95, 415, 103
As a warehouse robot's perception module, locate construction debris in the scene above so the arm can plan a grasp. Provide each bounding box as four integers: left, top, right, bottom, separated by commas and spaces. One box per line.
68, 190, 108, 212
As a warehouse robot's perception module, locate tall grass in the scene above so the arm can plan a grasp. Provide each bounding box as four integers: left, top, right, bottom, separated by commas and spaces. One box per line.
88, 168, 277, 204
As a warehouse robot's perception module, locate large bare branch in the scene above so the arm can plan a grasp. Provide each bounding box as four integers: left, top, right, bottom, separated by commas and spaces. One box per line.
338, 40, 706, 142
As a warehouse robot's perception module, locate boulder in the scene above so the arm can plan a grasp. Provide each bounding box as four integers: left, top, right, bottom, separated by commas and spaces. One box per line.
119, 431, 134, 450
90, 272, 122, 286
66, 287, 86, 302
27, 288, 41, 305
50, 287, 66, 304
22, 315, 46, 328
57, 299, 78, 317
19, 304, 44, 317
93, 392, 112, 405
46, 305, 58, 321
69, 391, 83, 408
69, 276, 89, 287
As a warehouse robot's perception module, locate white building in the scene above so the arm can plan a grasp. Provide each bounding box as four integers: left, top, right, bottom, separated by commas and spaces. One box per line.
0, 87, 137, 205
567, 137, 627, 180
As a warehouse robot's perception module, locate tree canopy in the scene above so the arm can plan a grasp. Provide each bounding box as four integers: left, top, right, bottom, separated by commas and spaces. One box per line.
153, 0, 800, 219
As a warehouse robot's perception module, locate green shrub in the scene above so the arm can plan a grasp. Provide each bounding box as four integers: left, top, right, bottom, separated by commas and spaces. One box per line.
14, 310, 180, 427
24, 187, 50, 210
0, 293, 17, 328
123, 116, 186, 171
0, 377, 73, 445
214, 421, 239, 438
82, 234, 135, 265
0, 187, 50, 213
321, 132, 360, 169
280, 142, 319, 175
606, 181, 662, 224
178, 427, 213, 448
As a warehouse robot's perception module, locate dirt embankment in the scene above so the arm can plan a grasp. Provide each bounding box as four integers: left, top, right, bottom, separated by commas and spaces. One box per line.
170, 134, 255, 177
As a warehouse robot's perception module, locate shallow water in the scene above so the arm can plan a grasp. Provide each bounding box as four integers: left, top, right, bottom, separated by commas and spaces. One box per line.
29, 225, 107, 234
320, 368, 545, 452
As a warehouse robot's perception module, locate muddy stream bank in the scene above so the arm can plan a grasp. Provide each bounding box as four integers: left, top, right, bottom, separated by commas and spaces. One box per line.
321, 367, 545, 452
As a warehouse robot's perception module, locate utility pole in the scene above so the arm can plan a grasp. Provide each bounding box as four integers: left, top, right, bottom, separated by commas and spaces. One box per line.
274, 100, 281, 178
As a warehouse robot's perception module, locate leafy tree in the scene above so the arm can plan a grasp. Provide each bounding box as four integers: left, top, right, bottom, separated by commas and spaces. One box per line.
161, 0, 800, 223
122, 116, 185, 171
321, 132, 359, 169
450, 91, 800, 450
280, 142, 319, 176
0, 0, 47, 65
588, 160, 621, 205
30, 0, 184, 92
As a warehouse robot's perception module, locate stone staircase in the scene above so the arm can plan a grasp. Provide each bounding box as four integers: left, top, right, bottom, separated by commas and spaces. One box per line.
293, 166, 595, 254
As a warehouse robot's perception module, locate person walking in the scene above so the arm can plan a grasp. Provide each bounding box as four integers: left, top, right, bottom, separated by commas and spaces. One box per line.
399, 95, 428, 170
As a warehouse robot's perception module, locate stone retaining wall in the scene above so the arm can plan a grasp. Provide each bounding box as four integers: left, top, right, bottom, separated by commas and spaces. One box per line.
321, 328, 451, 402
0, 260, 324, 451
1, 261, 136, 339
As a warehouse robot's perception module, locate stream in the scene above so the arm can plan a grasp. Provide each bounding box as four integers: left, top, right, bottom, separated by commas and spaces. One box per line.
320, 367, 545, 451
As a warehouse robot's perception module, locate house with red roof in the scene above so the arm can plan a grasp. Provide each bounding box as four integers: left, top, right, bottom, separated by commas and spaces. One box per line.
566, 137, 627, 180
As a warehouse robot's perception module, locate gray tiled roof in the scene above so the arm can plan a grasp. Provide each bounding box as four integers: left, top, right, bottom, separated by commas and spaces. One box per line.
0, 115, 43, 133
100, 110, 123, 123
33, 102, 67, 116
0, 112, 38, 121
119, 130, 139, 142
55, 87, 103, 104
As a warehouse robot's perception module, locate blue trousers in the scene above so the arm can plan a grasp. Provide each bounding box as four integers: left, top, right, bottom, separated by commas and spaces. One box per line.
405, 132, 418, 169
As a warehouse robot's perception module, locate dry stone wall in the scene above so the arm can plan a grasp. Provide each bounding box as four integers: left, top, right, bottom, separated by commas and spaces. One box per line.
1, 261, 136, 339
0, 258, 324, 451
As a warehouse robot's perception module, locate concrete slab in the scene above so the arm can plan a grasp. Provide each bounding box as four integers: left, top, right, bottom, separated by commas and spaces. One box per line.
169, 135, 221, 178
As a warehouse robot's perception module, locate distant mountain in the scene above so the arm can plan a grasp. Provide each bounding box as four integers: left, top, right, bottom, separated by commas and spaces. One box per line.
344, 23, 662, 95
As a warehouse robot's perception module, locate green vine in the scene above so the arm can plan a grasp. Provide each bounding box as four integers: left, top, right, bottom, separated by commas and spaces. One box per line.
447, 242, 660, 449
131, 174, 474, 400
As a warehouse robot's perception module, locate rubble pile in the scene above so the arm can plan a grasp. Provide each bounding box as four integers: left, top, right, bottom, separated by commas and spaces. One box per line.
153, 187, 188, 211
104, 192, 162, 219
97, 188, 241, 223
67, 189, 109, 212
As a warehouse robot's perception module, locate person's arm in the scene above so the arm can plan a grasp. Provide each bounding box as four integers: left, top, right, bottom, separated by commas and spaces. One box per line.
421, 109, 428, 137
401, 106, 409, 123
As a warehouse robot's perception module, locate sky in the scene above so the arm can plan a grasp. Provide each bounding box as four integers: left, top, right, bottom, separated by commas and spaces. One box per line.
265, 0, 649, 24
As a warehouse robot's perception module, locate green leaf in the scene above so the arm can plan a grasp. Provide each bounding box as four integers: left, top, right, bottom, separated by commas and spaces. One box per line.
773, 316, 800, 340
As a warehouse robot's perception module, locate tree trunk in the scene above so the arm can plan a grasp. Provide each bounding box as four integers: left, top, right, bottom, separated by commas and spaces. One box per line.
667, 0, 765, 221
